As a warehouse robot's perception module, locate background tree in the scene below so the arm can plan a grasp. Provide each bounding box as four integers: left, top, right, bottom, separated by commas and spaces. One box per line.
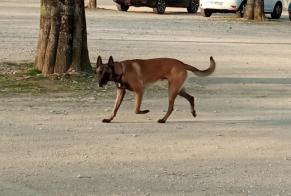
35, 0, 92, 75
244, 0, 265, 21
87, 0, 97, 8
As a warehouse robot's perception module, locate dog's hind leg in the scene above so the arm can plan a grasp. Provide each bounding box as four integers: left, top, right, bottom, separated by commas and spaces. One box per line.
158, 94, 176, 123
158, 72, 187, 123
179, 88, 197, 118
134, 89, 150, 114
102, 88, 126, 123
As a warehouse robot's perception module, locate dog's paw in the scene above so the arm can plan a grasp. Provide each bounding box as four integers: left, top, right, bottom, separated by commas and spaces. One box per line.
192, 111, 197, 118
102, 119, 112, 123
157, 119, 166, 123
136, 110, 150, 114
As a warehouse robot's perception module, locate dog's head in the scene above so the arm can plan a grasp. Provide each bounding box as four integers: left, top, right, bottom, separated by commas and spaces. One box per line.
96, 56, 114, 87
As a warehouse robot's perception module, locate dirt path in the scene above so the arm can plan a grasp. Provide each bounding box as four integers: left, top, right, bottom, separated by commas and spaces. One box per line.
1, 1, 291, 195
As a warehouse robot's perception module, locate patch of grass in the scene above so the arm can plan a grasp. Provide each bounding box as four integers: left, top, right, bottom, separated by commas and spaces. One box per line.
0, 61, 116, 97
26, 68, 42, 76
0, 75, 42, 93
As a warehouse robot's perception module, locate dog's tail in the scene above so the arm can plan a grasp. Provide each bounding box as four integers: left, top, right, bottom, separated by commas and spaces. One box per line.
184, 56, 216, 77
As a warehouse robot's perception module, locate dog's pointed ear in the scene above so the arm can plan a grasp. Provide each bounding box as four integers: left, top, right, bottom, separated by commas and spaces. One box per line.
108, 56, 114, 68
96, 56, 102, 68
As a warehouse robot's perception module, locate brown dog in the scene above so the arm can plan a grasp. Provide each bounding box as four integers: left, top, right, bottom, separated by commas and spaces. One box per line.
96, 56, 216, 123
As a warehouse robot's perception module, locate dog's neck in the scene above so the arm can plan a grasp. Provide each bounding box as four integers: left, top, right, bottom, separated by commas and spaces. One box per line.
112, 63, 124, 88
114, 74, 123, 85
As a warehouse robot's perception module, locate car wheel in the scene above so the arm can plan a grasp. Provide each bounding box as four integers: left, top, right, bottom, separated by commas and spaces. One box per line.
271, 2, 282, 19
153, 0, 166, 14
236, 2, 246, 18
201, 8, 212, 17
187, 0, 199, 13
116, 3, 129, 12
289, 12, 291, 21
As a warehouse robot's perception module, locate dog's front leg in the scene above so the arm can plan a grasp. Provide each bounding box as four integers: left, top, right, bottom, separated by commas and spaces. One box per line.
102, 88, 126, 123
134, 90, 150, 114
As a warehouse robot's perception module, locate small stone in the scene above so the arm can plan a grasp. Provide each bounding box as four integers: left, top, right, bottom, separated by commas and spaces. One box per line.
77, 174, 91, 179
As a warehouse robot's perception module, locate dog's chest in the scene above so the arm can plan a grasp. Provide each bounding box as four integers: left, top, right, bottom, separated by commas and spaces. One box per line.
117, 80, 133, 91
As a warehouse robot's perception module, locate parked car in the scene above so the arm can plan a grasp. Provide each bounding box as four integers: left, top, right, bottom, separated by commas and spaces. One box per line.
113, 0, 199, 14
200, 0, 283, 19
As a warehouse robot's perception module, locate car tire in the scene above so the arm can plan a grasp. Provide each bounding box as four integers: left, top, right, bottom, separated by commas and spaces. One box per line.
153, 0, 166, 14
236, 2, 246, 18
289, 12, 291, 21
201, 8, 212, 17
116, 3, 129, 12
271, 2, 282, 19
187, 0, 199, 13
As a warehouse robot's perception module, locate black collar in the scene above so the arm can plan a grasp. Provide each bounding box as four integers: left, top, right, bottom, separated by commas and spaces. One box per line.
113, 63, 125, 87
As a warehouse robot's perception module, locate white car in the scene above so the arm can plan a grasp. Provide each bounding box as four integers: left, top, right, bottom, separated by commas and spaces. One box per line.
200, 0, 283, 19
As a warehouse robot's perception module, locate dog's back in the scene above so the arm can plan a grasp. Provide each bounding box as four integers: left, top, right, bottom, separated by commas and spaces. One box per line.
119, 57, 215, 85
119, 58, 187, 85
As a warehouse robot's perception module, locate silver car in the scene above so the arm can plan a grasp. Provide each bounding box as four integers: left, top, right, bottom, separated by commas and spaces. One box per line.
200, 0, 283, 18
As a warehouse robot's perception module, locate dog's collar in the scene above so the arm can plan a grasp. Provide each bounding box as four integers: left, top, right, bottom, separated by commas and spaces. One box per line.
114, 74, 123, 83
113, 63, 125, 87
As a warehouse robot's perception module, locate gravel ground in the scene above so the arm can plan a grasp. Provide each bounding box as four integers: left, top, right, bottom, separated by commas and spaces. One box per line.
0, 1, 291, 195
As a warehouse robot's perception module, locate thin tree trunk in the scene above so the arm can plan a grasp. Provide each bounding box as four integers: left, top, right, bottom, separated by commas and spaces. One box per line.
87, 0, 97, 8
254, 0, 265, 21
35, 0, 92, 75
244, 0, 265, 21
244, 0, 255, 19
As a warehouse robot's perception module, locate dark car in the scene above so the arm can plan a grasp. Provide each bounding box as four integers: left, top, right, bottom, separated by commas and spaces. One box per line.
289, 2, 291, 21
113, 0, 199, 14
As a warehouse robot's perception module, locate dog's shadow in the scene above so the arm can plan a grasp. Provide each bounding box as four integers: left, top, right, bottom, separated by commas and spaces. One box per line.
106, 120, 204, 124
106, 119, 265, 125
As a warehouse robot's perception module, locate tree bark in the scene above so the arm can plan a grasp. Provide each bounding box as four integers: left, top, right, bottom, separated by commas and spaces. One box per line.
87, 0, 97, 8
254, 0, 265, 21
244, 0, 255, 19
244, 0, 265, 21
35, 0, 92, 75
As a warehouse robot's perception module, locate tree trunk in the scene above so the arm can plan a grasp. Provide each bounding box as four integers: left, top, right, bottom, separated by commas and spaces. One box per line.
87, 0, 97, 8
244, 0, 255, 19
244, 0, 265, 21
254, 0, 265, 21
35, 0, 92, 75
